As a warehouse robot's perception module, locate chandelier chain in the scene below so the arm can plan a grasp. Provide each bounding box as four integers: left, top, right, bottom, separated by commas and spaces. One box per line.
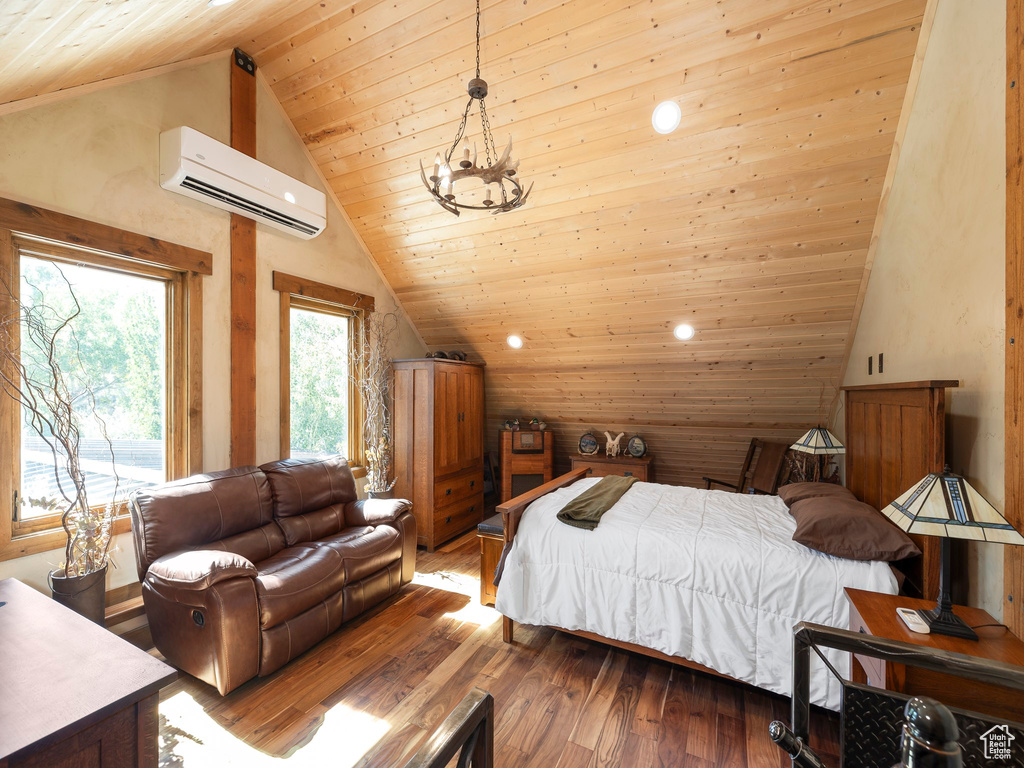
475, 0, 481, 80
445, 97, 474, 166
479, 99, 497, 167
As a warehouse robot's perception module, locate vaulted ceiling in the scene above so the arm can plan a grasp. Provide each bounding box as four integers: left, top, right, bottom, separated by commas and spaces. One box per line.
0, 0, 927, 486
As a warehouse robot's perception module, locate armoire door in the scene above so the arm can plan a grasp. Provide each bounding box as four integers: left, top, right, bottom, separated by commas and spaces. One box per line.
434, 365, 462, 476
458, 367, 484, 469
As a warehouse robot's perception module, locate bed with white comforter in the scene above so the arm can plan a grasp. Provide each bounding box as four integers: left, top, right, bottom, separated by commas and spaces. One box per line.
495, 477, 898, 709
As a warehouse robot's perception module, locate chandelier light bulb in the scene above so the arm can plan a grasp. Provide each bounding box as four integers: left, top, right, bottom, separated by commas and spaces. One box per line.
652, 100, 682, 134
673, 323, 696, 341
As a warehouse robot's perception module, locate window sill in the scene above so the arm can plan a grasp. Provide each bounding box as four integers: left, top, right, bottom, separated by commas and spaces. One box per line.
1, 515, 131, 563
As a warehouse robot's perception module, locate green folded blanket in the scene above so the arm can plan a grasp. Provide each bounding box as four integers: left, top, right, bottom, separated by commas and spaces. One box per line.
556, 475, 638, 530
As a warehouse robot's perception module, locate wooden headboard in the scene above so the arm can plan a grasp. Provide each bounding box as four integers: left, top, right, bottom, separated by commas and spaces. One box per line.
842, 380, 959, 601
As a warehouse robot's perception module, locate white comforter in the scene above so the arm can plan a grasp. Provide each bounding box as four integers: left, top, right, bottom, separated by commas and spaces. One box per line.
495, 478, 898, 709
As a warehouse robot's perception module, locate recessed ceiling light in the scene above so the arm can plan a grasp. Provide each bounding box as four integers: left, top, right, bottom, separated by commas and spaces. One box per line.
507, 335, 524, 349
652, 101, 682, 134
207, 0, 236, 7
673, 323, 695, 341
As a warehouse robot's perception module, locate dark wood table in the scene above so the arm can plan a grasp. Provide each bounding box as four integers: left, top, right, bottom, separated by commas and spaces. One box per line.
0, 578, 176, 768
846, 587, 1024, 723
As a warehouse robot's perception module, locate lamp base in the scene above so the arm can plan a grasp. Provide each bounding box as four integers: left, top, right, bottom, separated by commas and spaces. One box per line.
917, 606, 978, 641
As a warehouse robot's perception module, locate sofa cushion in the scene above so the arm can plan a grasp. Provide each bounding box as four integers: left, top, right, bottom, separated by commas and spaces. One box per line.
198, 522, 286, 565
260, 456, 358, 518
313, 525, 403, 584
275, 503, 347, 548
255, 546, 346, 628
130, 466, 274, 576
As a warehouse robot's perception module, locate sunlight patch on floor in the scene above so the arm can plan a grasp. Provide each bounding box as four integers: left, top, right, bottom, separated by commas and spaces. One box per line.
160, 690, 390, 767
413, 569, 500, 627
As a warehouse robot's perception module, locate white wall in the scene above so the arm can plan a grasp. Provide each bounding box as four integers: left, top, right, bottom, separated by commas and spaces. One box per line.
0, 58, 423, 593
842, 0, 1005, 616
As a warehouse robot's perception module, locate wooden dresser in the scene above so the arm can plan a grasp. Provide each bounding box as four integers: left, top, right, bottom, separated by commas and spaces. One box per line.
570, 454, 652, 482
393, 359, 485, 551
0, 578, 176, 768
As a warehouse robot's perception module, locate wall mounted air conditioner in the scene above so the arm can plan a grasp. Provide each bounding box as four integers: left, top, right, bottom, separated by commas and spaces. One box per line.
159, 126, 327, 239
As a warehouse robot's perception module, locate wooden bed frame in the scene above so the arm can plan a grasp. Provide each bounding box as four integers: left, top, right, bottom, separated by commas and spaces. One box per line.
497, 380, 958, 675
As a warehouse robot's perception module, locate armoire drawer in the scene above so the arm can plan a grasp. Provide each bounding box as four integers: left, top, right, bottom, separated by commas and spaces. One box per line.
434, 492, 484, 544
434, 470, 484, 508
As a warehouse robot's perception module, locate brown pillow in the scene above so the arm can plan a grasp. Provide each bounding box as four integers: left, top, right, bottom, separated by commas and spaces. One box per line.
777, 481, 854, 507
788, 496, 921, 562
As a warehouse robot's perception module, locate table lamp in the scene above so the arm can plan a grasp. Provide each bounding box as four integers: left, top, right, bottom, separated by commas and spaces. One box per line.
882, 466, 1024, 640
790, 426, 845, 481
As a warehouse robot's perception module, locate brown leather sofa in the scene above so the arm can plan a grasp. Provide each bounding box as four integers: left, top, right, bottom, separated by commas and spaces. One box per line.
129, 455, 415, 695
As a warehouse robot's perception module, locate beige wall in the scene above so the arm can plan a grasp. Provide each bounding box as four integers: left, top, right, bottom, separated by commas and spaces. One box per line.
842, 0, 1005, 616
0, 58, 423, 593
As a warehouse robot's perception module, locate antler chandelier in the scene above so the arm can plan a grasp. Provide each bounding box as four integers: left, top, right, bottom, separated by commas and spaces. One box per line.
419, 0, 532, 216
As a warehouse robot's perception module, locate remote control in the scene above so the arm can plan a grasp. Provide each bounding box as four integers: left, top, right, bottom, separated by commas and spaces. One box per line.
897, 606, 931, 634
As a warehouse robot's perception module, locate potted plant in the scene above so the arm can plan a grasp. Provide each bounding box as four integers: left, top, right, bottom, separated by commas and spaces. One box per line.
0, 266, 121, 624
351, 310, 400, 498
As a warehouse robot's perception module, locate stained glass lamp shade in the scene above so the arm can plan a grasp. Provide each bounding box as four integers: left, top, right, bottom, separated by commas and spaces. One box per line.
790, 427, 846, 455
883, 467, 1024, 640
790, 427, 845, 481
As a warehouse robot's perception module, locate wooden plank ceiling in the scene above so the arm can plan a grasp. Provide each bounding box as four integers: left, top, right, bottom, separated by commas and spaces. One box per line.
0, 0, 927, 487
252, 0, 927, 486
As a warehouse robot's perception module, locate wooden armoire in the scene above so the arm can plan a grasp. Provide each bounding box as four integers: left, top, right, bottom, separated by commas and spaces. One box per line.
393, 358, 485, 551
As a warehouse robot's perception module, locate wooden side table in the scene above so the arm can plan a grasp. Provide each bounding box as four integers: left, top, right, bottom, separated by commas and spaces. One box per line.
477, 514, 503, 606
846, 587, 1024, 723
570, 454, 652, 482
0, 578, 176, 768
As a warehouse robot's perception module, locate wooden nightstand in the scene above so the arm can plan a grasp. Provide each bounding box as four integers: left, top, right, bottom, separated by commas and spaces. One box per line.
570, 454, 652, 482
846, 587, 1024, 723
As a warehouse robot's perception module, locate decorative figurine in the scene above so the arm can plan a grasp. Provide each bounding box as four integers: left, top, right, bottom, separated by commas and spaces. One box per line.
537, 421, 548, 431
529, 418, 541, 431
604, 431, 625, 457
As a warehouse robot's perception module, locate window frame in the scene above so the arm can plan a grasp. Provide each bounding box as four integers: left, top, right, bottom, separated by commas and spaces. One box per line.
273, 271, 374, 468
0, 197, 207, 562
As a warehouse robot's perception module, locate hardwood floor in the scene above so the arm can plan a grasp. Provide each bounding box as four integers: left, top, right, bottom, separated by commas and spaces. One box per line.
156, 531, 840, 767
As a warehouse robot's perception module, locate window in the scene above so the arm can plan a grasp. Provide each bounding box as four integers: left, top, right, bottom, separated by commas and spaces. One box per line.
274, 271, 374, 464
16, 251, 168, 529
1, 197, 206, 560
288, 302, 351, 459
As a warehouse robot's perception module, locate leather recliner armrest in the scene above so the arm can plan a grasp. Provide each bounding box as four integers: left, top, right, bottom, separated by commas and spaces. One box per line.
146, 549, 257, 593
344, 497, 412, 527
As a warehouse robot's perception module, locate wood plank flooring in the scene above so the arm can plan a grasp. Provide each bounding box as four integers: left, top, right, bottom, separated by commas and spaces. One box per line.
156, 531, 840, 767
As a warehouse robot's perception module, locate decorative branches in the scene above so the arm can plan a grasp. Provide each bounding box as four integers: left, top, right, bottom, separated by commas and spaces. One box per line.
351, 310, 400, 493
0, 263, 120, 577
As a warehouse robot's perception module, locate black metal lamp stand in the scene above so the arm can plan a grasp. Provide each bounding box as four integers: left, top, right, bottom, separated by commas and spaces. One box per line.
917, 537, 977, 640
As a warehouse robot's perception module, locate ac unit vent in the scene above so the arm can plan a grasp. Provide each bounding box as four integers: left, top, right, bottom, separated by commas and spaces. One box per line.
180, 176, 319, 236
